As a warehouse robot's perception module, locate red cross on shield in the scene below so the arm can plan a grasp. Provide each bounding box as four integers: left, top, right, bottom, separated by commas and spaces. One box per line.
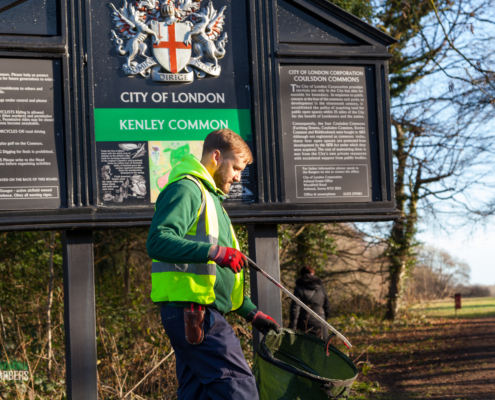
151, 22, 192, 74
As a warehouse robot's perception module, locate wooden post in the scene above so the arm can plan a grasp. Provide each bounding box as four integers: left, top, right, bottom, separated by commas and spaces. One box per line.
62, 230, 98, 400
248, 224, 282, 355
455, 293, 462, 319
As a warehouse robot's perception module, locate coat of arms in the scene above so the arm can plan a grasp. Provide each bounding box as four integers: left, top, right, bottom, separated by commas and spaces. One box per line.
110, 0, 228, 83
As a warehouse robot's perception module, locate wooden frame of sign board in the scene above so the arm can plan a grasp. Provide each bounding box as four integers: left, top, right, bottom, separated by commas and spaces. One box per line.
0, 0, 397, 232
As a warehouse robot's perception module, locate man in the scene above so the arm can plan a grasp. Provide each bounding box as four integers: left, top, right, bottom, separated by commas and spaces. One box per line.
147, 129, 280, 400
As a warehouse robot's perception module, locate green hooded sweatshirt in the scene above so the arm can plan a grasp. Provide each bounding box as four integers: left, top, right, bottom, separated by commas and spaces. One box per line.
147, 154, 257, 318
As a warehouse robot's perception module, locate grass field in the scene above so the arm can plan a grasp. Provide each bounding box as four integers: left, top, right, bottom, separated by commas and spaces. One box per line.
412, 296, 495, 318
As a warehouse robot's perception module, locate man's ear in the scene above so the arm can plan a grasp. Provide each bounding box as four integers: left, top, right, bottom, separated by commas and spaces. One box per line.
212, 150, 221, 166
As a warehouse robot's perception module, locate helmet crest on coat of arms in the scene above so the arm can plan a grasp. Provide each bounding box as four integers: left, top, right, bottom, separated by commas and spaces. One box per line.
110, 0, 228, 83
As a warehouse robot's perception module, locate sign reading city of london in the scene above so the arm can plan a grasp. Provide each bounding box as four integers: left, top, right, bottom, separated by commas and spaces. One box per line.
91, 0, 255, 206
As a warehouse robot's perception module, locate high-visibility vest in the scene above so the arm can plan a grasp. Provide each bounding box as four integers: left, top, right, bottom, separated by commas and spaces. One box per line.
150, 175, 244, 311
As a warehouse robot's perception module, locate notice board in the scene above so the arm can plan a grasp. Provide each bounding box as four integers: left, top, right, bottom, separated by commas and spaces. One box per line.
280, 65, 373, 203
0, 58, 65, 210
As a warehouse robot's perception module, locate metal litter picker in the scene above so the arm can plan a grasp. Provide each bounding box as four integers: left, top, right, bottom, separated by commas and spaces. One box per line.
247, 257, 352, 352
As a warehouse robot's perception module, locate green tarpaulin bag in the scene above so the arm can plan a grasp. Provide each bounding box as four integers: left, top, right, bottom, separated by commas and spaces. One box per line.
253, 329, 358, 400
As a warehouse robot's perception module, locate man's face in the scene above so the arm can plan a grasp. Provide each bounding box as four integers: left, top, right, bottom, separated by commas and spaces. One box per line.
213, 152, 247, 194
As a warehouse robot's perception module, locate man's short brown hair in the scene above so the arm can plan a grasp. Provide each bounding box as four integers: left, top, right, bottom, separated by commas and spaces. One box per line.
202, 129, 253, 164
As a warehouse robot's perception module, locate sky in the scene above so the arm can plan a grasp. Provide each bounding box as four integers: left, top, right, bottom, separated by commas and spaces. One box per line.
418, 223, 495, 286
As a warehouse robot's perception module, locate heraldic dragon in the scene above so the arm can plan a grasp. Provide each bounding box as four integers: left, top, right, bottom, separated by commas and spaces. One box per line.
110, 0, 228, 78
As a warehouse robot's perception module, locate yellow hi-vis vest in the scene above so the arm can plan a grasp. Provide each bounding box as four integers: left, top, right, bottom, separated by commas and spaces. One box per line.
150, 175, 244, 311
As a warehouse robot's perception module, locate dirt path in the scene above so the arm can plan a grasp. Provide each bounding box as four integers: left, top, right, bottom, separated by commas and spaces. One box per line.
355, 317, 495, 399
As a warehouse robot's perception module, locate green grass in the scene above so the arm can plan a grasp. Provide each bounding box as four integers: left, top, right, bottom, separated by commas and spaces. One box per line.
412, 297, 495, 319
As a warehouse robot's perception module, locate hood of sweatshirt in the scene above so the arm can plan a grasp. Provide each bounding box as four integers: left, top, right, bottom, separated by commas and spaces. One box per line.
166, 154, 227, 197
295, 274, 323, 290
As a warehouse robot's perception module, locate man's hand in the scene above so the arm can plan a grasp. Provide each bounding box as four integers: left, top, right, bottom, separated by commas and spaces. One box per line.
209, 246, 247, 274
248, 309, 281, 335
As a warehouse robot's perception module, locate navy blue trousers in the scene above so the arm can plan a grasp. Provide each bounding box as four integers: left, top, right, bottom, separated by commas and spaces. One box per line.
161, 305, 259, 400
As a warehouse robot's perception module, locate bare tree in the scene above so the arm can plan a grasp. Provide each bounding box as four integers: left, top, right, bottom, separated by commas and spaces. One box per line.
406, 245, 470, 301
376, 0, 495, 319
279, 223, 388, 316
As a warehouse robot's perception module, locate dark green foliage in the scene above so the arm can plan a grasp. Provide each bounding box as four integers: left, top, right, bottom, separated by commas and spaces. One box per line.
330, 0, 374, 22
92, 228, 179, 399
0, 231, 66, 398
93, 228, 152, 339
233, 224, 249, 255
279, 224, 338, 276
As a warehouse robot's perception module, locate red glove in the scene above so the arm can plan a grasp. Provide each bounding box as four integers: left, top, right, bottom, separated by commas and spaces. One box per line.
249, 310, 281, 335
209, 246, 247, 273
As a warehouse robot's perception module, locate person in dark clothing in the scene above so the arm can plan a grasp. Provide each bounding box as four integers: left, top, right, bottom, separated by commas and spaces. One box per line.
289, 265, 331, 339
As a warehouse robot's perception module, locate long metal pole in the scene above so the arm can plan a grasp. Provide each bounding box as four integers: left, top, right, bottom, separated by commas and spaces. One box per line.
247, 257, 352, 349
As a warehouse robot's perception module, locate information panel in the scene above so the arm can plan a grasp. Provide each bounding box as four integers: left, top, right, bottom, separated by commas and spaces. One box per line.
91, 0, 255, 206
0, 59, 64, 210
280, 65, 372, 203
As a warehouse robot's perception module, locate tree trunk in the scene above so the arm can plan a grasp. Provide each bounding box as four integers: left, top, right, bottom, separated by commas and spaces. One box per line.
385, 255, 406, 320
385, 122, 408, 320
385, 197, 419, 320
295, 225, 310, 267
385, 219, 408, 320
385, 144, 420, 320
